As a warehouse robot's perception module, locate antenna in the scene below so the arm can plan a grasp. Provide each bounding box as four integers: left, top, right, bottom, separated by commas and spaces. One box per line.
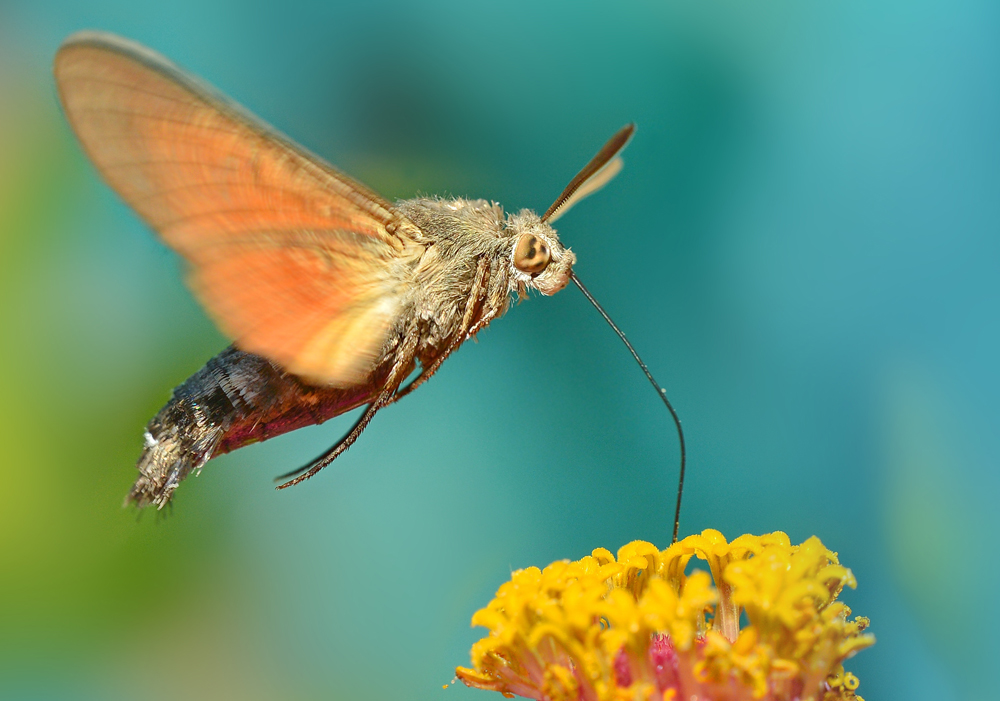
543, 124, 634, 224
571, 272, 686, 544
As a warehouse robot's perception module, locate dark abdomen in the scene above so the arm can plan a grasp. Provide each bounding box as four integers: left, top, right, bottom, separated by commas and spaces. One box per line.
127, 346, 380, 508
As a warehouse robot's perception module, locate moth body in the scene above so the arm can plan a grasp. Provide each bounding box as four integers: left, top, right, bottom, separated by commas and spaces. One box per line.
394, 197, 574, 365
130, 198, 575, 508
54, 31, 629, 507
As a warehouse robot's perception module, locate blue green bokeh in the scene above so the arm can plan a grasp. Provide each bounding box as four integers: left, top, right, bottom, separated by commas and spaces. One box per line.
1, 2, 996, 699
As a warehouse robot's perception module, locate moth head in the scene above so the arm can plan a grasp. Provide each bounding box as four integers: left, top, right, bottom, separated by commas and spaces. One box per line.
507, 210, 575, 295
507, 124, 635, 297
511, 124, 634, 296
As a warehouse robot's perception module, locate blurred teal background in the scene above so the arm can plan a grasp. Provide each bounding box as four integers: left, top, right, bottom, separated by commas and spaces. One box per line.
0, 1, 996, 699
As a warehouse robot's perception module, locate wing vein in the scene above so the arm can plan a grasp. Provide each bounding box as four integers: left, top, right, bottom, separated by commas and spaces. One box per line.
59, 75, 201, 106
55, 33, 418, 386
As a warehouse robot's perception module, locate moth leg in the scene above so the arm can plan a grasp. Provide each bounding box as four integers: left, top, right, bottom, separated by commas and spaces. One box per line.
272, 406, 374, 482
272, 401, 379, 485
275, 328, 421, 489
393, 310, 497, 403
392, 258, 492, 402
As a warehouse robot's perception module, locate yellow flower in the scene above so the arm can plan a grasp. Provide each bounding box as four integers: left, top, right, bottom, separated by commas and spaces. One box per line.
456, 530, 873, 701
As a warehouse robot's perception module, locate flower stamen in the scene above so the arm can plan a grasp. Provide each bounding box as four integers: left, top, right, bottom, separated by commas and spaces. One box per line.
457, 530, 874, 701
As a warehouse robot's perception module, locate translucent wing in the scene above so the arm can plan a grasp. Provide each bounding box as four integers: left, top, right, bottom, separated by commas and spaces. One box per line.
55, 31, 419, 386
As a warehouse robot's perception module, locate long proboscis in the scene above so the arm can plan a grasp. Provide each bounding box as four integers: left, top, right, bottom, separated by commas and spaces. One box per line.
571, 272, 686, 544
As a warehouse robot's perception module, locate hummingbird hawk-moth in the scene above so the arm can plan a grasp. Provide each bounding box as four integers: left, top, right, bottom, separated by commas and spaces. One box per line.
54, 31, 649, 511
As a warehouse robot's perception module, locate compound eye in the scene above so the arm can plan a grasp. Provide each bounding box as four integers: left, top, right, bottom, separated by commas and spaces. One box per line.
513, 234, 551, 274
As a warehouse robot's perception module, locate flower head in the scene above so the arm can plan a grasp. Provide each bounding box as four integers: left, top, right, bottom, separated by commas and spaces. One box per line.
457, 530, 873, 701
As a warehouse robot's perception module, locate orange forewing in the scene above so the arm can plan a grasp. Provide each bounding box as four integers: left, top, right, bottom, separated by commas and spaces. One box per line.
55, 32, 416, 386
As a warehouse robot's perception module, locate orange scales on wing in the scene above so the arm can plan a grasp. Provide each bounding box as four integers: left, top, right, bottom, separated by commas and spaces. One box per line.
55, 34, 421, 387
